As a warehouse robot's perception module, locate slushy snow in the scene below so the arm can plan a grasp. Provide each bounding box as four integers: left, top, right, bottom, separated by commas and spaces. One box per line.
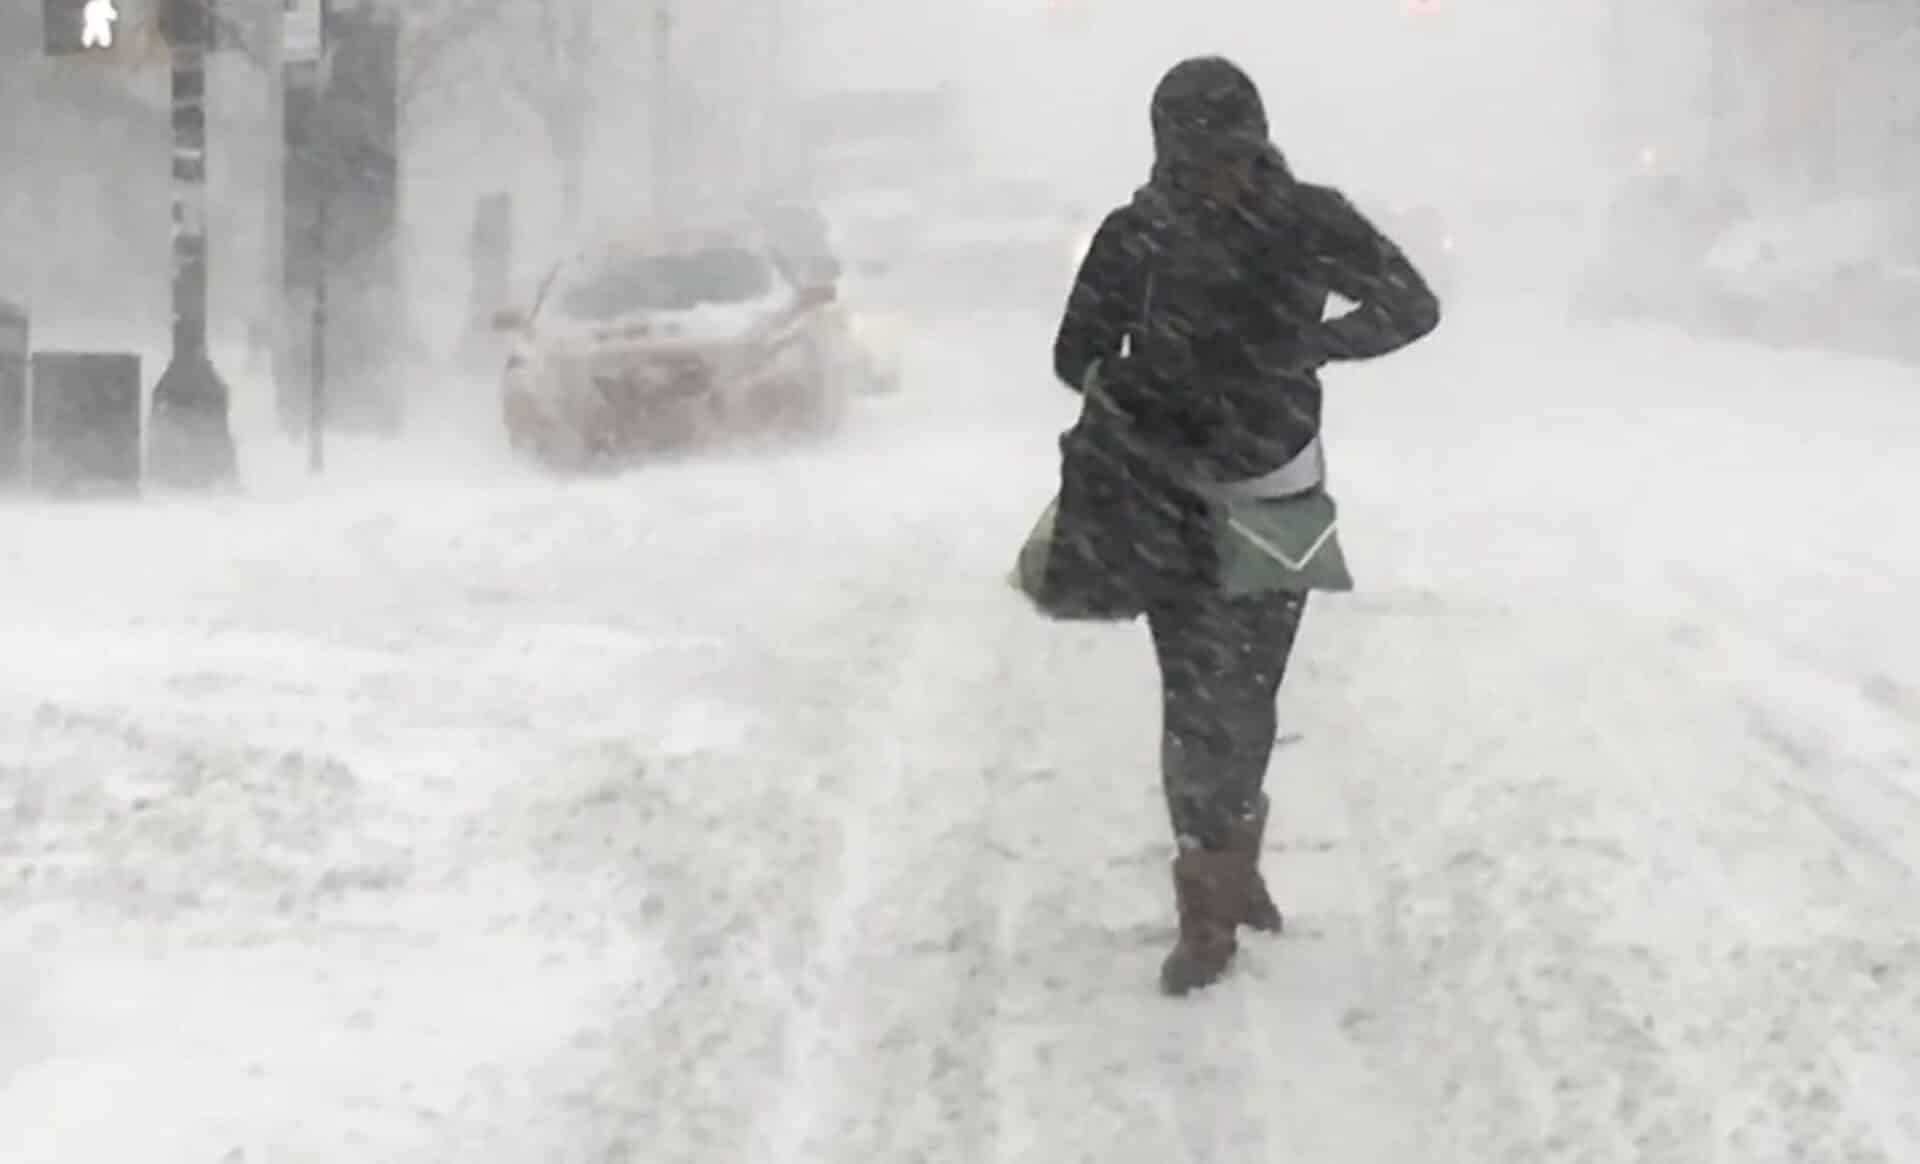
3, 295, 1919, 1162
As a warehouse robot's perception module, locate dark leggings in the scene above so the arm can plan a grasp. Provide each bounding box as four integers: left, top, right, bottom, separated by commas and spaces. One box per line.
1146, 589, 1308, 850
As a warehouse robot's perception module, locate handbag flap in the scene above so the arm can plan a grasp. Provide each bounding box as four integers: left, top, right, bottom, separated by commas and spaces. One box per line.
1223, 491, 1339, 572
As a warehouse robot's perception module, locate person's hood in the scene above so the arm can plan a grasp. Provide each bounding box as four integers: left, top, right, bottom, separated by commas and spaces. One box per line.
1150, 57, 1270, 173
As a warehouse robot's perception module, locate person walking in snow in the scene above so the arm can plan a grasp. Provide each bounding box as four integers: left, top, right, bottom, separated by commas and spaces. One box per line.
1022, 56, 1440, 994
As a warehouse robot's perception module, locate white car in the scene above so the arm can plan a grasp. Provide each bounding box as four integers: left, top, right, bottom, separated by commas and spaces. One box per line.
1701, 195, 1920, 361
756, 201, 908, 395
1572, 173, 1751, 325
871, 174, 1090, 305
494, 235, 884, 469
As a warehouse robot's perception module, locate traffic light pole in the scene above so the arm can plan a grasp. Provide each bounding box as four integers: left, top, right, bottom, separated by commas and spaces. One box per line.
149, 0, 237, 489
309, 190, 327, 475
653, 0, 672, 231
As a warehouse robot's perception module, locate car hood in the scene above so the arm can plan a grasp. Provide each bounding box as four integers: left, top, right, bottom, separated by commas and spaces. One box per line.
1703, 197, 1914, 291
526, 291, 797, 360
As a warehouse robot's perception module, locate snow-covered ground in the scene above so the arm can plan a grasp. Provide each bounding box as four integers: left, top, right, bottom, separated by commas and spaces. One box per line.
3, 291, 1918, 1163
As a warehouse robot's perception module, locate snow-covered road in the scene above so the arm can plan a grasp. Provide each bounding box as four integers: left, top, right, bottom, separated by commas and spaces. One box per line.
3, 298, 1917, 1162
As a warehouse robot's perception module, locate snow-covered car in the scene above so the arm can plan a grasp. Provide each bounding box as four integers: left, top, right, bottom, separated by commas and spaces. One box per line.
1571, 173, 1750, 324
815, 186, 924, 281
1575, 179, 1920, 361
1699, 195, 1920, 362
755, 201, 908, 395
915, 175, 1086, 277
827, 172, 1093, 309
495, 238, 865, 469
756, 201, 848, 290
805, 165, 1090, 298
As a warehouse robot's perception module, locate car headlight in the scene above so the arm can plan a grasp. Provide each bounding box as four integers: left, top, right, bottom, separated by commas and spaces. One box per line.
847, 310, 906, 353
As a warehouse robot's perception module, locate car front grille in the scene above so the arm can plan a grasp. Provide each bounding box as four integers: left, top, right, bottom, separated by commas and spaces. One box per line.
590, 354, 707, 398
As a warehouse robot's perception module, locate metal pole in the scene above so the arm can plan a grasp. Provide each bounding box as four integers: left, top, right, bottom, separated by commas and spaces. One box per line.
281, 0, 325, 442
763, 0, 784, 195
169, 15, 210, 365
1612, 0, 1628, 84
1807, 5, 1838, 192
149, 0, 238, 489
654, 0, 672, 231
1705, 0, 1734, 171
1610, 0, 1631, 160
309, 189, 327, 474
301, 3, 331, 476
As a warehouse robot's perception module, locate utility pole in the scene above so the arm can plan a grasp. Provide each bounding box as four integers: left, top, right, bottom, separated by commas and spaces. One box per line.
148, 0, 239, 489
1803, 3, 1840, 193
309, 191, 327, 474
1609, 0, 1632, 163
1704, 0, 1737, 173
761, 0, 786, 196
1611, 0, 1628, 85
653, 0, 672, 231
280, 0, 325, 449
287, 0, 407, 436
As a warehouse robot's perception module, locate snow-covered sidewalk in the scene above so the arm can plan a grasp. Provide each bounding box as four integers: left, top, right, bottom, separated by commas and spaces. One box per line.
3, 300, 1918, 1162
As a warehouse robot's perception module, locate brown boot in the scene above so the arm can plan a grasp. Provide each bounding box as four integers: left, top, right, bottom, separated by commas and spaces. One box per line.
1159, 848, 1246, 996
1224, 795, 1284, 934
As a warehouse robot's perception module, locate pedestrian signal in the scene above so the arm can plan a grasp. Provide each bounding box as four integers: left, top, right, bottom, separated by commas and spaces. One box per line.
44, 0, 122, 54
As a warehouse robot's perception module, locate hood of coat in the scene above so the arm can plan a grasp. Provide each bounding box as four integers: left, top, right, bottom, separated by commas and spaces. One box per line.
1149, 57, 1288, 193
1151, 57, 1266, 157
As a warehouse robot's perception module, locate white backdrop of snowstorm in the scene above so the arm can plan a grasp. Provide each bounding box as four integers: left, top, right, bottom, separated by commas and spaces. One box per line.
4, 3, 1920, 1163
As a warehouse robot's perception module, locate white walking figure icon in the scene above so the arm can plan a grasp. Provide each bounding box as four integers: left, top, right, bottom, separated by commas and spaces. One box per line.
81, 0, 120, 48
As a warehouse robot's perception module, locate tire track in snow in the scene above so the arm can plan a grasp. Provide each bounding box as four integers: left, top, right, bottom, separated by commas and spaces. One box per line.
749, 566, 1038, 1162
1114, 645, 1423, 1164
514, 623, 892, 1160
963, 621, 1206, 1164
756, 784, 881, 1163
945, 614, 1430, 1164
1317, 594, 1920, 1162
1233, 669, 1427, 1164
752, 593, 904, 1164
503, 409, 1062, 1160
1662, 571, 1920, 889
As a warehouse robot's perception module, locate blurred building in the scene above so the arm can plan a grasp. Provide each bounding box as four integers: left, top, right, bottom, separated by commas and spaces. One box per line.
1711, 0, 1920, 196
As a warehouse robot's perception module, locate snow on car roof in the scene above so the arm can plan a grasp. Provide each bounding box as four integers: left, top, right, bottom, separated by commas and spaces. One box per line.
1704, 195, 1919, 290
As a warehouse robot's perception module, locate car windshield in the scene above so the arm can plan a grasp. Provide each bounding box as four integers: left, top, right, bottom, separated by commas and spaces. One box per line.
556, 247, 773, 320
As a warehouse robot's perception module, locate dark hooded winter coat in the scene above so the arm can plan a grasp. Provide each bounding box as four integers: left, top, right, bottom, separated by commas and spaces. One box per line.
1042, 57, 1440, 614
